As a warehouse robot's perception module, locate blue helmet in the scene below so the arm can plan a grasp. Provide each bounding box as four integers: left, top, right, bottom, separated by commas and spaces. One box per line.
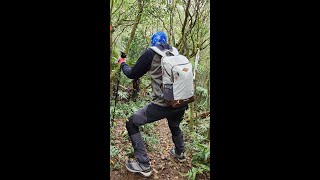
151, 31, 167, 46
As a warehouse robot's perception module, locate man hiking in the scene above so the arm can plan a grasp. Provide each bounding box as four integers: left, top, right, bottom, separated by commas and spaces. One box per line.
117, 31, 189, 177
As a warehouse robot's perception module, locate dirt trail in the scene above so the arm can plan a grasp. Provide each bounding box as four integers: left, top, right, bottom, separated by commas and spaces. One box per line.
110, 119, 195, 180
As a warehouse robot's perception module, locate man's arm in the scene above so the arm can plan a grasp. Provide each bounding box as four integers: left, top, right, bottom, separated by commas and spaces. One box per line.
120, 48, 155, 79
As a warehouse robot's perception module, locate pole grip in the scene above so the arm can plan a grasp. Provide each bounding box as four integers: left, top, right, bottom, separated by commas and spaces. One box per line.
121, 51, 127, 58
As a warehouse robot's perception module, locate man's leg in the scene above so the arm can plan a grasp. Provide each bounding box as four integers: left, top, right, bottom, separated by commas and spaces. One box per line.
167, 108, 186, 161
125, 103, 167, 176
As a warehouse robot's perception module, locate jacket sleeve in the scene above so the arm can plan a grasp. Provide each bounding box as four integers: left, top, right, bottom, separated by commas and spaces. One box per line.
120, 48, 155, 79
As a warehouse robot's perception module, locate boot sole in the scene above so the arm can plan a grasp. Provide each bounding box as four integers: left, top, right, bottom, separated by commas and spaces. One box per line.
169, 151, 186, 162
173, 157, 186, 163
125, 164, 152, 177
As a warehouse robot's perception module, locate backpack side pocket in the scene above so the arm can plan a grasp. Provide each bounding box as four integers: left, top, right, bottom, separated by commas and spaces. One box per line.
163, 83, 174, 101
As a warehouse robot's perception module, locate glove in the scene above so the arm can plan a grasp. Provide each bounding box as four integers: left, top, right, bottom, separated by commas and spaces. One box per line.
118, 57, 126, 65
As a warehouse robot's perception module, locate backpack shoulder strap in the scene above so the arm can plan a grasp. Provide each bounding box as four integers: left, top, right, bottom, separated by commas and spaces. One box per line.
150, 46, 180, 57
171, 47, 179, 56
150, 46, 166, 57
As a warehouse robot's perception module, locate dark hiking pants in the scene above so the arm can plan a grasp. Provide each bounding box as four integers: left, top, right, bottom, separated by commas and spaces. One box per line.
126, 103, 187, 164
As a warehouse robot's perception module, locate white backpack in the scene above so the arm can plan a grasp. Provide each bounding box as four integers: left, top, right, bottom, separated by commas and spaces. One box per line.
150, 46, 195, 108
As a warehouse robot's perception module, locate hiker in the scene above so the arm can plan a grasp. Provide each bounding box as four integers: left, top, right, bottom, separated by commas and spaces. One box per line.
117, 31, 189, 177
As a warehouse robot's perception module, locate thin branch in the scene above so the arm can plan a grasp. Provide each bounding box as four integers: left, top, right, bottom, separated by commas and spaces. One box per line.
200, 37, 210, 47
110, 83, 131, 91
146, 9, 169, 33
112, 26, 129, 51
200, 42, 210, 51
111, 0, 124, 16
176, 4, 183, 26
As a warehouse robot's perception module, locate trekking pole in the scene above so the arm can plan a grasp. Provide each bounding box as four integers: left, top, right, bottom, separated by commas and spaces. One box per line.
111, 51, 126, 127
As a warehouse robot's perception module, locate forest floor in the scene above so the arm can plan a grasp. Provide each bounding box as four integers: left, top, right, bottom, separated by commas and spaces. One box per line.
110, 118, 210, 180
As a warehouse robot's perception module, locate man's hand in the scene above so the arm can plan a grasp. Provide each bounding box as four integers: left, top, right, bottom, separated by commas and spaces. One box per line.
118, 57, 126, 65
118, 51, 127, 65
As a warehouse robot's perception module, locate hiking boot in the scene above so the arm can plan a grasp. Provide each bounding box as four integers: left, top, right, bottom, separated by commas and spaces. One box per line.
169, 148, 186, 162
125, 159, 152, 177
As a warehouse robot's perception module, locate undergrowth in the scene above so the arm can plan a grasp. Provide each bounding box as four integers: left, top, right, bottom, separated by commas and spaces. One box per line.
110, 97, 160, 170
181, 115, 210, 180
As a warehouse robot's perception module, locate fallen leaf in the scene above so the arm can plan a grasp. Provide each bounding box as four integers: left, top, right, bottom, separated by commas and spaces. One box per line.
153, 168, 158, 174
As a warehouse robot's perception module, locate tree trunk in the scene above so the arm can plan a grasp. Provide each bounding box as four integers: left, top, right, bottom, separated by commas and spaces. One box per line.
208, 78, 210, 108
189, 102, 194, 132
177, 0, 191, 53
168, 1, 174, 45
110, 27, 112, 74
207, 79, 210, 140
194, 79, 197, 126
125, 0, 143, 55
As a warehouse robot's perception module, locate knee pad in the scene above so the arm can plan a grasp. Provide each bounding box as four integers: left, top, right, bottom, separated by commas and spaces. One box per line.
126, 117, 139, 136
